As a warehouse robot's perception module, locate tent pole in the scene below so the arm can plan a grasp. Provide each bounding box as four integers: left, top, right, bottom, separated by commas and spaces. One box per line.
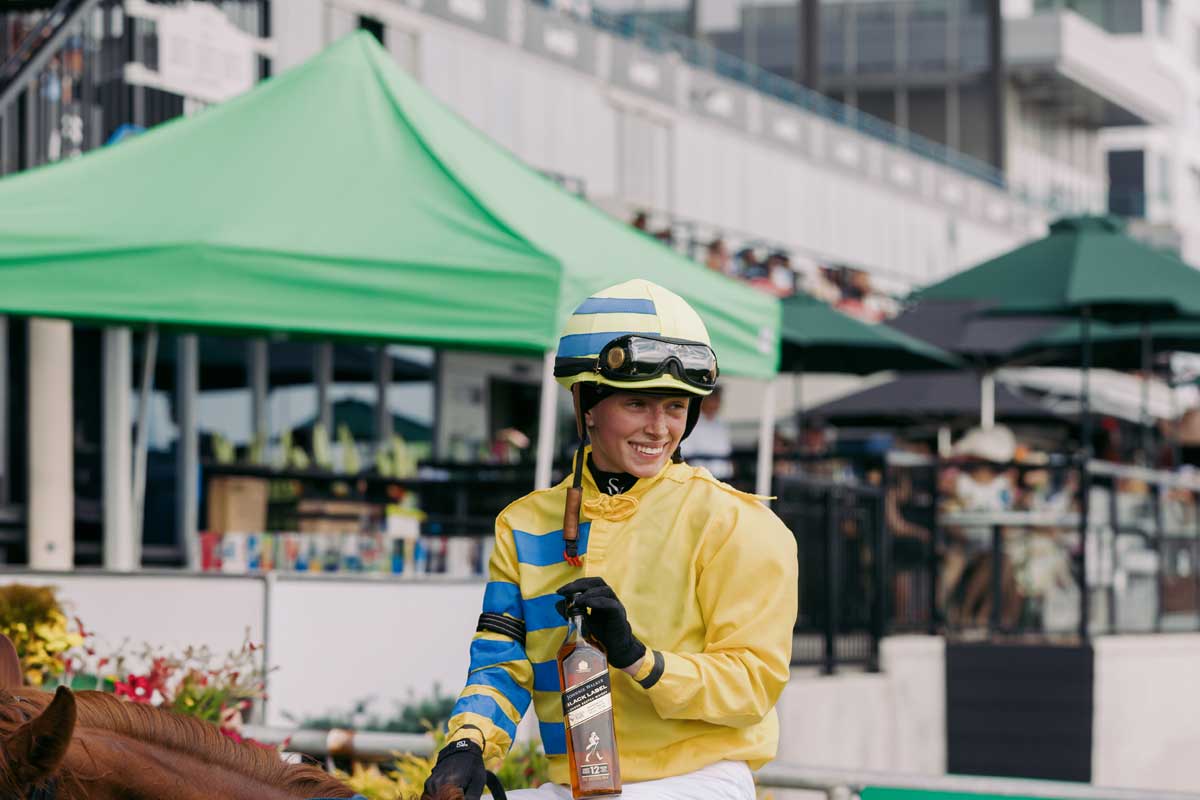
1140, 319, 1152, 464
249, 339, 268, 461
756, 378, 777, 501
534, 350, 558, 490
1078, 307, 1092, 641
102, 327, 134, 570
315, 342, 333, 435
176, 334, 200, 570
375, 346, 394, 445
132, 326, 157, 563
980, 370, 995, 429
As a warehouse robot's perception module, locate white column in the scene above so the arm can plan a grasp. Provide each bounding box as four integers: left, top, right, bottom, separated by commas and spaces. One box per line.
315, 342, 333, 434
248, 339, 268, 454
756, 378, 777, 500
102, 327, 134, 570
132, 327, 158, 556
375, 346, 393, 445
534, 350, 558, 490
176, 334, 200, 570
28, 319, 74, 569
980, 370, 995, 430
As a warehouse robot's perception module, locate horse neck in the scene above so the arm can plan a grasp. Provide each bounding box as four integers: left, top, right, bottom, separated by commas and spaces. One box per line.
64, 730, 309, 800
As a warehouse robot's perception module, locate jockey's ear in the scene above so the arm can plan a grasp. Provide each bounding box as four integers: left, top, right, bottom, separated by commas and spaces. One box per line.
0, 635, 21, 688
5, 686, 76, 787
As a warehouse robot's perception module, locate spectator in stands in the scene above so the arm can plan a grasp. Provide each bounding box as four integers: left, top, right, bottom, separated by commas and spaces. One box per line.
736, 247, 768, 280
653, 227, 674, 246
631, 210, 649, 231
686, 385, 733, 479
766, 252, 796, 296
705, 238, 731, 275
940, 425, 1020, 628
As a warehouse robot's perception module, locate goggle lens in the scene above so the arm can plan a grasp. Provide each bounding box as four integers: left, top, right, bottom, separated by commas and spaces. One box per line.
599, 336, 718, 389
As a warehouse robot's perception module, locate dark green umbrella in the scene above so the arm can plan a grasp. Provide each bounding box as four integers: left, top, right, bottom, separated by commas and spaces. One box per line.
914, 216, 1200, 321
781, 292, 961, 373
913, 214, 1200, 638
780, 292, 961, 443
1013, 318, 1200, 370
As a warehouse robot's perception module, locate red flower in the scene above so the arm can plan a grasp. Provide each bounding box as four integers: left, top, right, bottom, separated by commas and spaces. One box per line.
113, 674, 153, 703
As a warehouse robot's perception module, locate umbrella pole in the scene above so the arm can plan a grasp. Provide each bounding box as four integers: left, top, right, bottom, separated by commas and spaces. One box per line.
980, 370, 995, 429
793, 366, 804, 474
1140, 319, 1152, 464
1078, 307, 1092, 641
131, 325, 158, 566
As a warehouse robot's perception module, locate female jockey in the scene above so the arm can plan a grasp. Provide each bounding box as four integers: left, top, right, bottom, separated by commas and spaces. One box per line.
424, 279, 797, 799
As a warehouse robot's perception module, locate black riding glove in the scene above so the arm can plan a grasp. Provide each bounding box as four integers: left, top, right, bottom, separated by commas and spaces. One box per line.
423, 737, 486, 800
555, 577, 647, 669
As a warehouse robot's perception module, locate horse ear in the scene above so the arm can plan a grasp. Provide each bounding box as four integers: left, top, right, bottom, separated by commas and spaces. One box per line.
0, 634, 23, 688
4, 686, 76, 786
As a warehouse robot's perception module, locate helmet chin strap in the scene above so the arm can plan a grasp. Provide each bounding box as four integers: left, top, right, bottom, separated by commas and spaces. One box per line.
562, 384, 586, 567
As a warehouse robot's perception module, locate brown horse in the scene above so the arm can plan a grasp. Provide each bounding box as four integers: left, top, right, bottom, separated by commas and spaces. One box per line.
0, 633, 495, 800
0, 634, 357, 799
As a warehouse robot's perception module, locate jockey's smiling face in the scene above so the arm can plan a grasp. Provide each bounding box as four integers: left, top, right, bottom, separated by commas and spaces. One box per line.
586, 391, 689, 478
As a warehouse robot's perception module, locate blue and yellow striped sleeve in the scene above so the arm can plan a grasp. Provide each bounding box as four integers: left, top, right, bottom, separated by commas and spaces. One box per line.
445, 518, 533, 769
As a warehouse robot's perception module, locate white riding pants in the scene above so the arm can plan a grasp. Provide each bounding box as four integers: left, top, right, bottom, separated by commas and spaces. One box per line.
504, 760, 756, 800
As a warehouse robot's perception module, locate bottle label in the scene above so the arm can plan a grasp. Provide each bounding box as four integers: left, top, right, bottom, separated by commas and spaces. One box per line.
562, 671, 613, 729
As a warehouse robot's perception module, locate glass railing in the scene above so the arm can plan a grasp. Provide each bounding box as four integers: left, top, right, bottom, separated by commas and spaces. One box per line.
536, 1, 1009, 190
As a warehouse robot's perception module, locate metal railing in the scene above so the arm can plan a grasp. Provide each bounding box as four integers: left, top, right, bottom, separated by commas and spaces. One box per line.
240, 725, 1200, 799
533, 0, 1008, 190
786, 452, 1200, 643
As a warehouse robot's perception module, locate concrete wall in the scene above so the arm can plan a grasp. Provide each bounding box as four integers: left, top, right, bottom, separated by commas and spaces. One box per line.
775, 636, 946, 775
5, 571, 482, 728
1092, 633, 1200, 793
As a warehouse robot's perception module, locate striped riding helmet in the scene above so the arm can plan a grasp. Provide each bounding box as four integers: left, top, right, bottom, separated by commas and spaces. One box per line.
553, 279, 717, 398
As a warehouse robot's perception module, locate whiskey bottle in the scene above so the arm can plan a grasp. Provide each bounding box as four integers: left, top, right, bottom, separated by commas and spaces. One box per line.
557, 594, 622, 798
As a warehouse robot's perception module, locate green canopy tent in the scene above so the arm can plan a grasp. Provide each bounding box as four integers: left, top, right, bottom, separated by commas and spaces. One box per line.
0, 32, 779, 567
912, 214, 1200, 637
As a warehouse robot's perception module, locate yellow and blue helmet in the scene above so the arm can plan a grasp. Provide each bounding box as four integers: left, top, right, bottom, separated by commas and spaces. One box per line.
553, 279, 718, 399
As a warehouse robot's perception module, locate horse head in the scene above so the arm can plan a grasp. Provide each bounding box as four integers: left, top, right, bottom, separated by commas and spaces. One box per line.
0, 685, 76, 797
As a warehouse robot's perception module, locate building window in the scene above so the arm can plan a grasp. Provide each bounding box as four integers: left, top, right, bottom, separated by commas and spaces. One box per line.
1107, 149, 1145, 218
1156, 0, 1171, 39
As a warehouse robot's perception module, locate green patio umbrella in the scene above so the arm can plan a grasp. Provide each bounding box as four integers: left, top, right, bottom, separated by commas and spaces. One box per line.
781, 292, 961, 373
780, 292, 960, 443
913, 214, 1200, 637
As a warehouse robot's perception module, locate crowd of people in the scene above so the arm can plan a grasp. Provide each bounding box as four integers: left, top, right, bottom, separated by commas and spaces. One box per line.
630, 210, 904, 321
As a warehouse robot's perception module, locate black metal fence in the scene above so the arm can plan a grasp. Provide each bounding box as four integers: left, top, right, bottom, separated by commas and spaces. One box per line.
768, 452, 1200, 673
773, 474, 886, 672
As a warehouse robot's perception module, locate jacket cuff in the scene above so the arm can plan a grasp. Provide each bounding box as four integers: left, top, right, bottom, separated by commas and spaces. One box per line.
634, 649, 665, 689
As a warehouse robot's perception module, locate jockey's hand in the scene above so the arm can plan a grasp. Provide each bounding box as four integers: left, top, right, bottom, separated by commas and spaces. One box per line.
555, 577, 646, 669
423, 737, 486, 800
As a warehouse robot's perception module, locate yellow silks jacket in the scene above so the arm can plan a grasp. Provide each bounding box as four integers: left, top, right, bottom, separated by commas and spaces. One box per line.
444, 450, 798, 784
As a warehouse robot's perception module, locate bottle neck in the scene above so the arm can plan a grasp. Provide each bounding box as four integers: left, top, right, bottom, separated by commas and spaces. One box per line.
566, 608, 585, 644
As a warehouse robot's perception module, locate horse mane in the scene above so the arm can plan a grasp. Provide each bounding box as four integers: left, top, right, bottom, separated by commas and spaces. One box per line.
0, 688, 354, 798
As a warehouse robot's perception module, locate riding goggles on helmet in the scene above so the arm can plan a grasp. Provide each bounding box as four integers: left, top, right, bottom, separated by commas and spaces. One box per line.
594, 334, 719, 391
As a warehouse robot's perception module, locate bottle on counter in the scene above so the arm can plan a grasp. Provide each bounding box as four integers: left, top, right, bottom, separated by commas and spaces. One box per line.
556, 593, 622, 798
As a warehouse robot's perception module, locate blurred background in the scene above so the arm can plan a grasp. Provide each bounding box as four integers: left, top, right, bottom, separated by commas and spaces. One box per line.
1, 1, 1200, 797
